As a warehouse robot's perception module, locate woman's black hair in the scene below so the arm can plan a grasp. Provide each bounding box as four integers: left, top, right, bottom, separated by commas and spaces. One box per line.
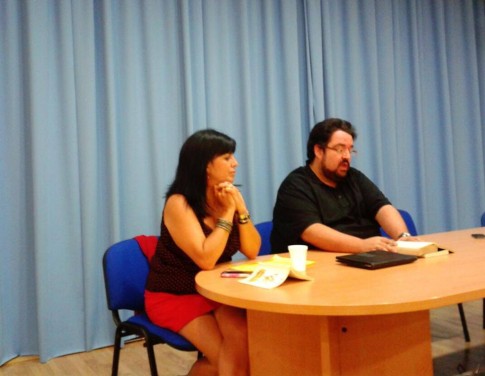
306, 118, 357, 164
166, 129, 236, 219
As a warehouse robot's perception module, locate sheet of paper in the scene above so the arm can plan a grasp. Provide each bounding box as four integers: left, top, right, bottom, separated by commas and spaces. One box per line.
239, 265, 290, 289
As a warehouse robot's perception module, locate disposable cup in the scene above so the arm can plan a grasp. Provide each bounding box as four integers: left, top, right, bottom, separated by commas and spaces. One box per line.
288, 245, 308, 272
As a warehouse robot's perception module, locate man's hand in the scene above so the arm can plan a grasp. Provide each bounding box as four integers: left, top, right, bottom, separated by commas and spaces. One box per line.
362, 236, 398, 253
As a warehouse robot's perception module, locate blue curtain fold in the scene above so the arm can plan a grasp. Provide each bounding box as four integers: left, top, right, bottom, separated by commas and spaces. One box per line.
1, 0, 484, 365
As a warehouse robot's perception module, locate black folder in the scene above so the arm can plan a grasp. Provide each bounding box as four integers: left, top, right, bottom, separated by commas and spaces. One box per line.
336, 250, 417, 270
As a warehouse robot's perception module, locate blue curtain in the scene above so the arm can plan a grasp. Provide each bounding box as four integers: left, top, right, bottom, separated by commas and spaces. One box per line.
1, 0, 484, 365
304, 0, 485, 231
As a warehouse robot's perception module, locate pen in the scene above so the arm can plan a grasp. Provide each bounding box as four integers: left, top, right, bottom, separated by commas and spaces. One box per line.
220, 270, 250, 278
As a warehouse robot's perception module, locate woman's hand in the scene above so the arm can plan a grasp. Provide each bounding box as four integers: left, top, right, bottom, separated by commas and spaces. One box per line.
213, 182, 237, 211
213, 182, 248, 215
212, 182, 259, 258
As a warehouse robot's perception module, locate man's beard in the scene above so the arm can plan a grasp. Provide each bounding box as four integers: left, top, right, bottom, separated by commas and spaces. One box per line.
322, 163, 348, 184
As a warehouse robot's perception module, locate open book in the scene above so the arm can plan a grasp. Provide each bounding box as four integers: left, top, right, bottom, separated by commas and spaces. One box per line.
396, 241, 451, 258
224, 255, 314, 289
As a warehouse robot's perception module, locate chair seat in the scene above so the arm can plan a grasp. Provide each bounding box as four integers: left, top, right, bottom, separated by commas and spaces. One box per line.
103, 237, 200, 375
127, 313, 197, 351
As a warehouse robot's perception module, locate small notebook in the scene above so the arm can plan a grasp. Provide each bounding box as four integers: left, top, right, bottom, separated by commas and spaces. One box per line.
336, 250, 417, 270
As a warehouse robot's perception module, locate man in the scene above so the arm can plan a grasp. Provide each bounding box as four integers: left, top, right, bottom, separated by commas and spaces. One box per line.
270, 118, 413, 254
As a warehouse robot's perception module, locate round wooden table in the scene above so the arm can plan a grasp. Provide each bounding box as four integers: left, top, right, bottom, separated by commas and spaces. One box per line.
196, 227, 485, 375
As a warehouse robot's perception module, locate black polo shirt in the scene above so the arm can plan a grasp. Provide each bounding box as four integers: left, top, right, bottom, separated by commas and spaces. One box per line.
270, 165, 391, 253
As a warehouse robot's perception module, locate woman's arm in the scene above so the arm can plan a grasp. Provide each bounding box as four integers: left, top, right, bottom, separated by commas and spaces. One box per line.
235, 218, 260, 259
164, 194, 234, 270
226, 185, 260, 259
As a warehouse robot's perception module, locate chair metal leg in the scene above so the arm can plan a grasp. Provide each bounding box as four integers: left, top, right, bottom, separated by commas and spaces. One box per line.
458, 303, 470, 342
483, 298, 485, 329
145, 338, 159, 376
112, 328, 123, 376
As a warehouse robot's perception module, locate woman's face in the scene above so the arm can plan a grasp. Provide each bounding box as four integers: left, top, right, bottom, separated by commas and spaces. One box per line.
206, 152, 238, 185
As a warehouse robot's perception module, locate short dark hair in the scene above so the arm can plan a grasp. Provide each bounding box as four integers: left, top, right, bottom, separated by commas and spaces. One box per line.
306, 118, 357, 164
166, 129, 236, 219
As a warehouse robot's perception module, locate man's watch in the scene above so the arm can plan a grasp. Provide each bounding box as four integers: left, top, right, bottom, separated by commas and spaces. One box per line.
398, 232, 411, 239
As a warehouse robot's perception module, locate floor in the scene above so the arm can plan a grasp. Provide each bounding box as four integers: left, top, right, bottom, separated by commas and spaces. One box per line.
1, 300, 484, 375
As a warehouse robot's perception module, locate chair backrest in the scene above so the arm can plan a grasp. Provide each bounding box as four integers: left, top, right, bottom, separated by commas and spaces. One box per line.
398, 209, 418, 236
380, 209, 418, 238
103, 238, 149, 312
481, 212, 485, 227
255, 221, 273, 255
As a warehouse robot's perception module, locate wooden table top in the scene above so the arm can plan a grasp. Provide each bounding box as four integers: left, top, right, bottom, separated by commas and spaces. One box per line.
196, 227, 485, 316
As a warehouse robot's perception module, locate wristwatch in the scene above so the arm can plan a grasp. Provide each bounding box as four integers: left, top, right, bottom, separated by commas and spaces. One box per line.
238, 213, 251, 224
398, 232, 411, 239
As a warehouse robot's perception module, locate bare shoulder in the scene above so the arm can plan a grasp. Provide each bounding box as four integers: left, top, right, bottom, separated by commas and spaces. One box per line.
165, 194, 187, 210
164, 194, 202, 241
164, 194, 194, 221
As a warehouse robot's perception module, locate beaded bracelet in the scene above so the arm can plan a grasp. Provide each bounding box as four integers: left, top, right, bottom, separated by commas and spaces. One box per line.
216, 218, 233, 233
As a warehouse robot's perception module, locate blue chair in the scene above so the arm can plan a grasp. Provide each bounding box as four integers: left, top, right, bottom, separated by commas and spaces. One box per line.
381, 209, 470, 342
380, 209, 418, 237
255, 221, 273, 255
103, 238, 199, 376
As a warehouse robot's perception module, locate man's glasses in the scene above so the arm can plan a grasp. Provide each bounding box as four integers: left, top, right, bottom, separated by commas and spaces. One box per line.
324, 145, 357, 156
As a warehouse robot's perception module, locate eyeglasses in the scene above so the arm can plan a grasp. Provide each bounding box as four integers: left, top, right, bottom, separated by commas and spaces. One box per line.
324, 145, 357, 156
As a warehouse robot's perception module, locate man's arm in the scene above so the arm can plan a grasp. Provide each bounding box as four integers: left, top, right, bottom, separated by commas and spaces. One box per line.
301, 222, 397, 253
301, 223, 366, 253
375, 204, 410, 240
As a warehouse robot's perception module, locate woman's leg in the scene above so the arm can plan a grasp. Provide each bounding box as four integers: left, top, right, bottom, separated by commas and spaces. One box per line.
179, 314, 222, 376
214, 305, 249, 376
179, 306, 249, 376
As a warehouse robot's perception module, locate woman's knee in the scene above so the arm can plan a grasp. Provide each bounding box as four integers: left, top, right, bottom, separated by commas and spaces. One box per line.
216, 306, 248, 341
179, 314, 222, 364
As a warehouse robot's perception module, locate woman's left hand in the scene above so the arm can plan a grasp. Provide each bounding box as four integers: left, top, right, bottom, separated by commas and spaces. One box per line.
214, 182, 247, 214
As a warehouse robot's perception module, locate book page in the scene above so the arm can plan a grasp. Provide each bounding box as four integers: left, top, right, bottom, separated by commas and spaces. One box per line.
288, 268, 314, 281
237, 256, 314, 288
239, 265, 290, 289
396, 241, 452, 257
396, 241, 438, 250
396, 241, 438, 256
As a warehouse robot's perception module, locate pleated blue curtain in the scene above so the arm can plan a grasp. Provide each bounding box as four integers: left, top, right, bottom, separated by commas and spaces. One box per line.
0, 0, 484, 365
304, 0, 485, 232
0, 0, 307, 363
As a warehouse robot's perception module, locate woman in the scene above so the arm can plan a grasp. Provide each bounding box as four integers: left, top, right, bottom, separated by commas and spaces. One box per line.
145, 129, 261, 376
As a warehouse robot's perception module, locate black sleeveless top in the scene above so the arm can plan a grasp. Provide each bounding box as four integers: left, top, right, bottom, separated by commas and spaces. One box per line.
145, 217, 240, 294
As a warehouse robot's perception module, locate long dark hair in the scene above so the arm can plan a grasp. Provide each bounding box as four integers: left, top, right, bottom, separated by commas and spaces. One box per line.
166, 129, 236, 219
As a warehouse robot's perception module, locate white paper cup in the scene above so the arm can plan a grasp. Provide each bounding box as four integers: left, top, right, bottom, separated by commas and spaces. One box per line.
288, 245, 308, 272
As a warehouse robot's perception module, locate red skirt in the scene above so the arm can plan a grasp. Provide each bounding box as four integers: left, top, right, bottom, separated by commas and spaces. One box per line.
145, 290, 221, 332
